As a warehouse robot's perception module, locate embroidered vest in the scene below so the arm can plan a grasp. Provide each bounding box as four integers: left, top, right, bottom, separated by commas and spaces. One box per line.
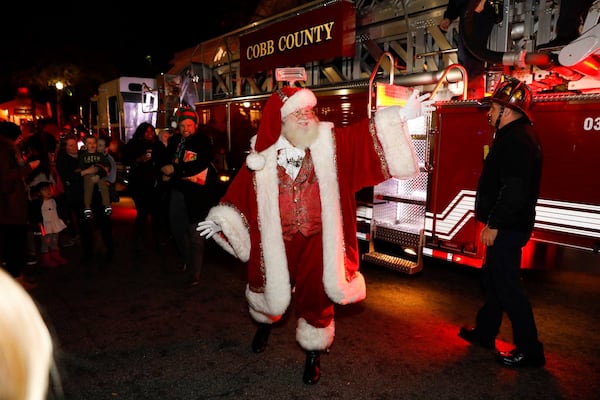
278, 149, 322, 240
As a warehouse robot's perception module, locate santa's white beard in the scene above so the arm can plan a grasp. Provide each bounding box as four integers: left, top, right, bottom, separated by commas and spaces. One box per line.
282, 118, 319, 149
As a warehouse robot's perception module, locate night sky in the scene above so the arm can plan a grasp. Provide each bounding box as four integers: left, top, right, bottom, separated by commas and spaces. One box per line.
0, 1, 262, 110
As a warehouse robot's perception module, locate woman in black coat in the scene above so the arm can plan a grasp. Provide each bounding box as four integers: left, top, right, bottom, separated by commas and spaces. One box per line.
123, 122, 165, 253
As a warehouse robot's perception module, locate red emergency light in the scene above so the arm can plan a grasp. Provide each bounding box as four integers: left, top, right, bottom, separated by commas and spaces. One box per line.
570, 55, 600, 78
558, 24, 600, 79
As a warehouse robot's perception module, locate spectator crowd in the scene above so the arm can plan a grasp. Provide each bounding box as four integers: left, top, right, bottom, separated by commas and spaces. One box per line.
0, 113, 216, 290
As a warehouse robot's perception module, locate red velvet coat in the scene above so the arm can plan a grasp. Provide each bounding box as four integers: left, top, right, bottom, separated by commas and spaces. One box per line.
206, 106, 419, 322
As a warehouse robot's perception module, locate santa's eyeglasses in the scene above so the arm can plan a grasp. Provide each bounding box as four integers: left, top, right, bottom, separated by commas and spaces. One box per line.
288, 108, 315, 119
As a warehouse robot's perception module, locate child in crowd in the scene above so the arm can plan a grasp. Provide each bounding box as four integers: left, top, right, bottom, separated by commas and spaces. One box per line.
79, 135, 112, 219
97, 135, 119, 203
31, 181, 68, 268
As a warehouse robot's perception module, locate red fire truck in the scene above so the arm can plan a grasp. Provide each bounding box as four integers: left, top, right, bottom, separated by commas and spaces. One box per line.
157, 0, 600, 273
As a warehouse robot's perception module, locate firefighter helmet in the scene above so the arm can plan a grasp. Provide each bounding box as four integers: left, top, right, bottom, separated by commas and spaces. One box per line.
488, 78, 533, 121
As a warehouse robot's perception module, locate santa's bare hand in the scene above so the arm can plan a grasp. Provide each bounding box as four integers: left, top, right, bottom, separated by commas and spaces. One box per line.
196, 220, 222, 239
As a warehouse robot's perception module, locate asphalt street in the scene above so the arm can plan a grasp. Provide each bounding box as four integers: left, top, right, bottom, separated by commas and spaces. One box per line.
26, 197, 600, 400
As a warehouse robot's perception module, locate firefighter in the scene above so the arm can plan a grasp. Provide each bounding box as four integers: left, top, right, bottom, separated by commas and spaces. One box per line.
459, 77, 545, 368
538, 0, 596, 49
439, 0, 501, 96
197, 86, 433, 384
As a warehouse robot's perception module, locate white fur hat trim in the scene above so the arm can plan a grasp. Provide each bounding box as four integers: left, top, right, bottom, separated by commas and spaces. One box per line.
280, 88, 317, 119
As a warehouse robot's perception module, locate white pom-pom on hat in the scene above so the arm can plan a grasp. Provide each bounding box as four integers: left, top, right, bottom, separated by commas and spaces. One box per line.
246, 151, 266, 171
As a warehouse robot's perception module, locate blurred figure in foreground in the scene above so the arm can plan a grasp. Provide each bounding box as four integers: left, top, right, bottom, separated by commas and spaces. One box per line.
0, 266, 59, 400
459, 78, 545, 368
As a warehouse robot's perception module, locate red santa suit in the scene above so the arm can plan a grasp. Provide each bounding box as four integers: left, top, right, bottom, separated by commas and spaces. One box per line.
205, 87, 420, 351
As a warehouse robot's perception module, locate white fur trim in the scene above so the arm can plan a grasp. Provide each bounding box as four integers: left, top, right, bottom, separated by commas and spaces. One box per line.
206, 205, 251, 262
254, 144, 292, 316
246, 152, 265, 171
296, 318, 335, 351
246, 135, 266, 171
374, 106, 419, 179
246, 285, 283, 324
309, 122, 367, 304
309, 123, 346, 302
280, 89, 317, 119
336, 272, 366, 304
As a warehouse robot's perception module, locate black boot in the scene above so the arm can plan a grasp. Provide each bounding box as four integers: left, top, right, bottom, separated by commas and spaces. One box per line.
251, 323, 271, 353
302, 351, 321, 384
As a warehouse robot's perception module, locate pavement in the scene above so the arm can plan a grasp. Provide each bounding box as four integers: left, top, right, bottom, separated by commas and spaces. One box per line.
26, 197, 600, 400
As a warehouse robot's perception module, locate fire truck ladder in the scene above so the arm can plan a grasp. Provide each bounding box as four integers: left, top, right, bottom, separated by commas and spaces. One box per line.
361, 52, 428, 275
169, 0, 585, 104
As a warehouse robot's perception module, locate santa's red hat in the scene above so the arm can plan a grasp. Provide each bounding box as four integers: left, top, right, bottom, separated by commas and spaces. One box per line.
253, 87, 317, 153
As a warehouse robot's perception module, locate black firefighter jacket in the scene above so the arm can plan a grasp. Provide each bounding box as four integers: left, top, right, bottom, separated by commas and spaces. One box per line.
475, 117, 542, 233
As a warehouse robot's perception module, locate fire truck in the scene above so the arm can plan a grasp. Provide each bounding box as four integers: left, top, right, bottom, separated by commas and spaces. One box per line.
157, 0, 600, 273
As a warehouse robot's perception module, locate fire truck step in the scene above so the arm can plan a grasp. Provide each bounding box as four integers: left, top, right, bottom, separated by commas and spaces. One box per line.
373, 226, 420, 248
362, 252, 423, 275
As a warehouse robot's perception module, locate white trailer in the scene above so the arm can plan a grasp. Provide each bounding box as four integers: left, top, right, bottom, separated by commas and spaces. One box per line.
89, 76, 158, 143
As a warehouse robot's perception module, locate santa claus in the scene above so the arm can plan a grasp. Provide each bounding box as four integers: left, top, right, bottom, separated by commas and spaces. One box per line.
197, 86, 432, 384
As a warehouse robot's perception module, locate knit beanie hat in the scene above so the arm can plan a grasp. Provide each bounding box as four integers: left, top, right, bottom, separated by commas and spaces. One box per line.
174, 106, 199, 125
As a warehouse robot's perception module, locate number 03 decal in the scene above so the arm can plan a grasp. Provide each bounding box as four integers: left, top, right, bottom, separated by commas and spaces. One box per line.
583, 117, 600, 131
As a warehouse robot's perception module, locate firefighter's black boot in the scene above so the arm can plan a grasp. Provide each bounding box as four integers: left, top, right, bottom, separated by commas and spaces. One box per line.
251, 323, 271, 353
302, 351, 321, 384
